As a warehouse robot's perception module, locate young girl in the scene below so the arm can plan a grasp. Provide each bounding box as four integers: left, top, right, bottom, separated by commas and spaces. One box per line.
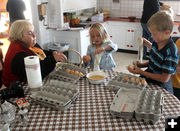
83, 23, 117, 70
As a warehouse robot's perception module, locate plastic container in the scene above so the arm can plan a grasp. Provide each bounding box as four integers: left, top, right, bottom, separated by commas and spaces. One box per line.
47, 42, 69, 51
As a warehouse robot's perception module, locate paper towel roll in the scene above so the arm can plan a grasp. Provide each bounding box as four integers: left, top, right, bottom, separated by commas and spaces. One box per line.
24, 56, 42, 89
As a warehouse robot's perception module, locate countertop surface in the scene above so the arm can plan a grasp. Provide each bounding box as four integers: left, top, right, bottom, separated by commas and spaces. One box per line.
106, 16, 180, 25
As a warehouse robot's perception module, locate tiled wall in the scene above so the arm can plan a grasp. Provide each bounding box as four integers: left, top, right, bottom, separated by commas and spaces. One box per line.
97, 0, 180, 18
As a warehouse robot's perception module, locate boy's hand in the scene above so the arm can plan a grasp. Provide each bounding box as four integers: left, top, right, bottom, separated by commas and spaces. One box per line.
128, 66, 142, 75
83, 55, 91, 64
133, 61, 143, 68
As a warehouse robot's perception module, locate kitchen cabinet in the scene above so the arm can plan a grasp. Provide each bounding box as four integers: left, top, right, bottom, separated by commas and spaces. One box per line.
49, 28, 90, 64
47, 0, 96, 29
107, 21, 142, 51
63, 0, 96, 12
171, 24, 180, 37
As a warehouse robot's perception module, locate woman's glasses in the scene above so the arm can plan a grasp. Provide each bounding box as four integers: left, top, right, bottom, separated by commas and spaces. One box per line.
24, 31, 36, 37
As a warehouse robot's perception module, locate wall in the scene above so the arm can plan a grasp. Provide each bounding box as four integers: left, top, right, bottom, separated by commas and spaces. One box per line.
97, 0, 180, 19
30, 0, 51, 47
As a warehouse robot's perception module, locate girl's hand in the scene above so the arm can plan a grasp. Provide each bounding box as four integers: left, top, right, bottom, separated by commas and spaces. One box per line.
94, 47, 104, 55
83, 55, 91, 64
53, 51, 67, 62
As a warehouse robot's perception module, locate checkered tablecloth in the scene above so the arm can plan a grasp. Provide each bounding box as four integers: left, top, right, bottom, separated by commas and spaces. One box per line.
11, 70, 180, 131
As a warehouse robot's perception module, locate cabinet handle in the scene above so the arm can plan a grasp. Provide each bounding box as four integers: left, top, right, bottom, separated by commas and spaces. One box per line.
128, 30, 130, 32
131, 30, 134, 32
130, 45, 133, 47
110, 36, 112, 38
127, 45, 129, 47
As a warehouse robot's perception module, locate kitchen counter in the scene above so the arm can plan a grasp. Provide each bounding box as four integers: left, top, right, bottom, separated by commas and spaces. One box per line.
105, 16, 180, 25
105, 17, 140, 23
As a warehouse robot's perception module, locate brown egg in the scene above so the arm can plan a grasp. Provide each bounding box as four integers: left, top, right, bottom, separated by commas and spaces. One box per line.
123, 76, 129, 82
135, 78, 140, 85
74, 71, 79, 76
128, 65, 134, 70
66, 68, 71, 73
78, 72, 84, 77
141, 79, 147, 86
69, 69, 75, 74
130, 77, 135, 83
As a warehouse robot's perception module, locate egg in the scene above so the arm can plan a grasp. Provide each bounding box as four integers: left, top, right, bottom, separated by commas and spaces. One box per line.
128, 65, 135, 70
66, 68, 71, 73
123, 76, 129, 82
130, 77, 135, 83
78, 72, 84, 77
74, 71, 79, 76
135, 78, 140, 85
141, 79, 147, 86
69, 69, 75, 74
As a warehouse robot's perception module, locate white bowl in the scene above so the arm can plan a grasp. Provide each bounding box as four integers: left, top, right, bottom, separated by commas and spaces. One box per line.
86, 71, 107, 84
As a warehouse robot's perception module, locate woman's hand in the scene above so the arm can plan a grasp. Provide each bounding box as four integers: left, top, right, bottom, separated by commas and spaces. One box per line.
83, 55, 91, 64
53, 51, 67, 62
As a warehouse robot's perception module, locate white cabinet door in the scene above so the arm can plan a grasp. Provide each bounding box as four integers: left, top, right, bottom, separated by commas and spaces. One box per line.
80, 28, 90, 57
108, 21, 142, 51
171, 24, 180, 37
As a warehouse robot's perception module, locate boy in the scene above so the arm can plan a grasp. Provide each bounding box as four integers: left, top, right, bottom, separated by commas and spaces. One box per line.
172, 24, 180, 100
128, 11, 178, 94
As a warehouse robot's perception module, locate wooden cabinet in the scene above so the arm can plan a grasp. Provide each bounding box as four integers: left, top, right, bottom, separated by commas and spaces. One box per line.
0, 0, 8, 12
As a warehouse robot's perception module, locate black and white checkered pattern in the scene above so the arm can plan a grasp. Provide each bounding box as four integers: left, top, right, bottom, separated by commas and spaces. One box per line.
11, 70, 180, 131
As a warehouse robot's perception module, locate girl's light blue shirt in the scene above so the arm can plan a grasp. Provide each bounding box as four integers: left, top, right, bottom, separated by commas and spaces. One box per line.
85, 41, 118, 70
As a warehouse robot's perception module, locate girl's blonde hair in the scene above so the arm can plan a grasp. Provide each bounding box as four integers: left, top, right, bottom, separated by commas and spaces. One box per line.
9, 20, 33, 42
89, 23, 110, 45
147, 11, 174, 32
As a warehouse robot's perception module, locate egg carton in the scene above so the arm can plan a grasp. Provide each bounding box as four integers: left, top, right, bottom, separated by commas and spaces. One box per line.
31, 80, 79, 111
110, 88, 163, 124
106, 72, 147, 92
135, 89, 163, 124
55, 63, 86, 77
110, 88, 142, 119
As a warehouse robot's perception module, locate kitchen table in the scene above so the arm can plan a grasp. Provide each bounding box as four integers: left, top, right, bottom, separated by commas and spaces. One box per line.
11, 70, 180, 131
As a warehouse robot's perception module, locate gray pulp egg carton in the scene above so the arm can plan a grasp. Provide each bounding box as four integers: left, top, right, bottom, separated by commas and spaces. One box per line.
106, 72, 147, 93
110, 88, 163, 124
110, 88, 142, 119
55, 63, 86, 76
135, 89, 163, 124
31, 80, 79, 111
52, 63, 86, 83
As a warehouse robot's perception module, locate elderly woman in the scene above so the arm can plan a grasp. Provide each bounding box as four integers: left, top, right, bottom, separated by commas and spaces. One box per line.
2, 20, 67, 88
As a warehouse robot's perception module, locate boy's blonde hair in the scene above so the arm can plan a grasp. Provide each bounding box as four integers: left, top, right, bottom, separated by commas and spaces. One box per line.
147, 11, 174, 32
89, 23, 110, 45
9, 20, 33, 42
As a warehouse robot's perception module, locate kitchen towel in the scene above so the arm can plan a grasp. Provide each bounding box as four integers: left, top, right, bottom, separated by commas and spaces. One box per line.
24, 56, 42, 89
